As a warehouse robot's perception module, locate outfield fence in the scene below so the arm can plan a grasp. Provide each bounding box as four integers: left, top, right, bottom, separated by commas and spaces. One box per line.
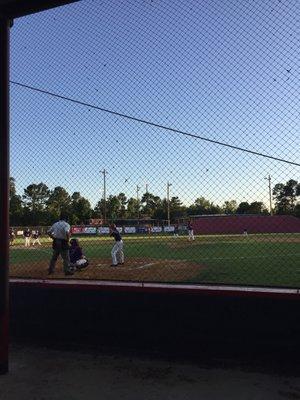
9, 0, 299, 289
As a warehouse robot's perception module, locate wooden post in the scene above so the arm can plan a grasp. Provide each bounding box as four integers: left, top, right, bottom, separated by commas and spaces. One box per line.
0, 16, 10, 374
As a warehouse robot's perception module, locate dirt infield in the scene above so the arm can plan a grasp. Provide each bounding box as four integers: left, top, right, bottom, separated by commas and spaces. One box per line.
9, 257, 205, 282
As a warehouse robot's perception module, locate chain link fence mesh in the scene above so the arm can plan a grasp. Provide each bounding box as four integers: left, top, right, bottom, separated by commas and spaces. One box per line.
9, 0, 299, 287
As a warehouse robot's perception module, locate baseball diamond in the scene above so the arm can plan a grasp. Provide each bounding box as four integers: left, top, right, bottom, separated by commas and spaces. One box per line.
9, 233, 300, 288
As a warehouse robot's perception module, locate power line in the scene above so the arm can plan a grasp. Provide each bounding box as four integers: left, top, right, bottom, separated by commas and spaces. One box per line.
10, 80, 300, 167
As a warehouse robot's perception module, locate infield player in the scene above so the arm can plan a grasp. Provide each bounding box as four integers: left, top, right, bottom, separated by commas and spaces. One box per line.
32, 230, 42, 246
23, 227, 31, 247
9, 228, 15, 246
110, 224, 124, 267
187, 221, 195, 241
173, 224, 179, 237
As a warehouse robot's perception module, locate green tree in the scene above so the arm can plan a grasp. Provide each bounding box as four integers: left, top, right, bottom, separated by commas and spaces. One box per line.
71, 192, 92, 224
153, 198, 168, 220
106, 195, 121, 221
188, 197, 221, 216
9, 178, 23, 225
46, 186, 71, 221
169, 196, 186, 219
71, 192, 81, 202
92, 199, 104, 219
127, 197, 140, 219
273, 179, 300, 214
141, 192, 162, 217
236, 202, 250, 214
23, 183, 50, 212
10, 177, 16, 198
22, 182, 50, 225
222, 200, 237, 214
117, 193, 127, 218
294, 203, 300, 217
248, 201, 268, 214
190, 197, 211, 215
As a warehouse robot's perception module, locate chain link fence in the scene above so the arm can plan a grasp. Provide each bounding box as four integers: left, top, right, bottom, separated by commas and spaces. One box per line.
9, 0, 299, 287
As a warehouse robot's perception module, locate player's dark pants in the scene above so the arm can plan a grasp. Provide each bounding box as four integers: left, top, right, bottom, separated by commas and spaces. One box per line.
48, 239, 70, 274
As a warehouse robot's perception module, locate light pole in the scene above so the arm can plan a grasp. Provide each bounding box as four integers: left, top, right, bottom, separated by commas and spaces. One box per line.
101, 169, 107, 224
167, 182, 172, 226
136, 185, 140, 219
265, 175, 273, 215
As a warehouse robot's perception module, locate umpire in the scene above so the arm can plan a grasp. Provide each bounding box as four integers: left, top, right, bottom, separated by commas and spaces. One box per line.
47, 213, 73, 275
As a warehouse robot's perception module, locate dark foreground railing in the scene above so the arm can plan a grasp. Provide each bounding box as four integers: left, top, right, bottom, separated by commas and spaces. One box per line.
9, 279, 300, 363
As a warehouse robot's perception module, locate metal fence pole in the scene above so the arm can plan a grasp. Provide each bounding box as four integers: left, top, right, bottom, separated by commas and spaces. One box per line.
0, 16, 10, 375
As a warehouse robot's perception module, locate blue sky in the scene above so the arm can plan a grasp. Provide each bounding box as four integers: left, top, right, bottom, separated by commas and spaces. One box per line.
10, 0, 299, 208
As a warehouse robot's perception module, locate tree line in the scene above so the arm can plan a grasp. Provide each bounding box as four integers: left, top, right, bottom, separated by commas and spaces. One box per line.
9, 177, 300, 226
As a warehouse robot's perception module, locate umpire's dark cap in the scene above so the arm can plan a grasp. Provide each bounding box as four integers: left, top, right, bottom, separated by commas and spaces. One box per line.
59, 212, 69, 221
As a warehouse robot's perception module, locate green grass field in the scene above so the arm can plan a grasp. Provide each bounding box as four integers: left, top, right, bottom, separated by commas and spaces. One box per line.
9, 233, 300, 288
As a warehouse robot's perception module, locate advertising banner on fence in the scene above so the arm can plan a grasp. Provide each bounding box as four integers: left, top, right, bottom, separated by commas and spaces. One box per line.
98, 227, 110, 234
151, 226, 162, 233
136, 226, 148, 233
83, 227, 97, 234
71, 227, 84, 234
71, 226, 97, 235
164, 226, 175, 232
124, 227, 136, 234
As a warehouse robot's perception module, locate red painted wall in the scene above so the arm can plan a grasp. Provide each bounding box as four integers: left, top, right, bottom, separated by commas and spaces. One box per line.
193, 215, 300, 235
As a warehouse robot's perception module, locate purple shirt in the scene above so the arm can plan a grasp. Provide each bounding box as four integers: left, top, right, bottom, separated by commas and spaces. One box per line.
69, 246, 83, 263
110, 229, 122, 241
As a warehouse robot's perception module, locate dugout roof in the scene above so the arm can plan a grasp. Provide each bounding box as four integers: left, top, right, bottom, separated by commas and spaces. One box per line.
0, 0, 79, 19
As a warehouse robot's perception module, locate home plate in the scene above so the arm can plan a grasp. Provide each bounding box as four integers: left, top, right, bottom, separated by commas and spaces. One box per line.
134, 262, 157, 270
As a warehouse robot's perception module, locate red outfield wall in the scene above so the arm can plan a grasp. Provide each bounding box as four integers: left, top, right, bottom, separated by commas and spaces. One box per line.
193, 215, 300, 235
